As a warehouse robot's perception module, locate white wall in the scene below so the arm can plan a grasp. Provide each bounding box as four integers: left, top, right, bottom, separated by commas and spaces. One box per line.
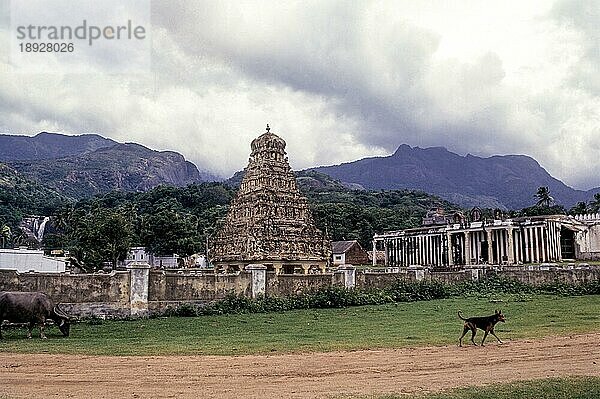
333, 253, 345, 265
577, 224, 600, 257
0, 248, 66, 273
153, 256, 179, 269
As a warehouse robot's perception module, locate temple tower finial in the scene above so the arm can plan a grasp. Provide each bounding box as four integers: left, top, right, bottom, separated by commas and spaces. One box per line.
266, 124, 270, 133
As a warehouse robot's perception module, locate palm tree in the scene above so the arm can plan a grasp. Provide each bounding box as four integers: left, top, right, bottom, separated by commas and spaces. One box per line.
535, 186, 554, 207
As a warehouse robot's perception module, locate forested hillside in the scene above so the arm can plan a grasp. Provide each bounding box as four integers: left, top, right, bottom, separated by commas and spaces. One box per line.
309, 144, 600, 209
34, 178, 453, 270
3, 160, 585, 271
0, 163, 70, 230
0, 169, 455, 269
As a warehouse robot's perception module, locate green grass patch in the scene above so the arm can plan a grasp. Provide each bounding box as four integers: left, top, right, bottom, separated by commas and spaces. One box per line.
356, 376, 600, 399
1, 294, 599, 356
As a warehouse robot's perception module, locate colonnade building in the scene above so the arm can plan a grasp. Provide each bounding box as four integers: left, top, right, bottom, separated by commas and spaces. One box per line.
373, 209, 600, 268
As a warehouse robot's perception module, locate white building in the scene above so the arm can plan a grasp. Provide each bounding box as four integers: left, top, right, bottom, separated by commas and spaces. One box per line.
125, 247, 181, 269
126, 247, 150, 264
0, 248, 68, 273
374, 213, 600, 268
573, 213, 600, 260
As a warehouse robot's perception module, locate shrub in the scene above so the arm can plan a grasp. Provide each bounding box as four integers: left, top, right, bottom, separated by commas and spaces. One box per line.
156, 275, 600, 318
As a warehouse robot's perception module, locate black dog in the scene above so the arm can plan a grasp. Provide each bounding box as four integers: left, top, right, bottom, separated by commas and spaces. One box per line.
458, 310, 506, 347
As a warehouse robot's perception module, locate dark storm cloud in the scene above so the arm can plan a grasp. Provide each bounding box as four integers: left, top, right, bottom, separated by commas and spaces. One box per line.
1, 1, 598, 189
152, 1, 517, 155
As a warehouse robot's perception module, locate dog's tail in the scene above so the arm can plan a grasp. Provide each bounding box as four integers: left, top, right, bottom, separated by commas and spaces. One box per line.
457, 310, 467, 321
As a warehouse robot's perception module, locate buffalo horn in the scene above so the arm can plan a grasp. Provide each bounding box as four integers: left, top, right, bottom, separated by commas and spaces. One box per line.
53, 305, 69, 319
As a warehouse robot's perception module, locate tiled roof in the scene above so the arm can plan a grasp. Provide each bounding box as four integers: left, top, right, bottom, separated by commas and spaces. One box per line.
332, 240, 358, 254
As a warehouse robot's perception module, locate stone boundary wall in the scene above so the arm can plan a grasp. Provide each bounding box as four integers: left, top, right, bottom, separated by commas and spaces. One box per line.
0, 269, 131, 318
1, 264, 599, 318
266, 273, 340, 297
499, 268, 600, 285
147, 270, 252, 312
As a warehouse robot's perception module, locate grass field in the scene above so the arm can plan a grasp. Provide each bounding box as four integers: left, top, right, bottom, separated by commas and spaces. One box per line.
360, 377, 600, 399
0, 294, 599, 356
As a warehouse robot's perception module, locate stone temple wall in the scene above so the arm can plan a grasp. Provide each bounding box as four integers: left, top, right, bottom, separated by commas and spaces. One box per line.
2, 265, 599, 318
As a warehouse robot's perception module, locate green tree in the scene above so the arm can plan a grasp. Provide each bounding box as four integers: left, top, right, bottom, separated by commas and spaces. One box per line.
569, 201, 588, 215
139, 199, 201, 256
0, 224, 11, 248
534, 186, 554, 207
589, 193, 600, 213
69, 207, 134, 269
517, 204, 566, 217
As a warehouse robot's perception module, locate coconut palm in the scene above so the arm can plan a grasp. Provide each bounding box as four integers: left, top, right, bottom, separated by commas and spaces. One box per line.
535, 186, 554, 207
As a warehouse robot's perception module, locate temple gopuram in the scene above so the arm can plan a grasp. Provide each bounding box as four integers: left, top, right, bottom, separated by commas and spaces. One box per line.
211, 125, 331, 274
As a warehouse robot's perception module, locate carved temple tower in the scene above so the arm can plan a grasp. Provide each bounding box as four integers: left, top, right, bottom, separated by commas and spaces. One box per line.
211, 125, 331, 274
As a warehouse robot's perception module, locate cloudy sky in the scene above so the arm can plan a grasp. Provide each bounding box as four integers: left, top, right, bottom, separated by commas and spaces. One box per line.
1, 0, 599, 189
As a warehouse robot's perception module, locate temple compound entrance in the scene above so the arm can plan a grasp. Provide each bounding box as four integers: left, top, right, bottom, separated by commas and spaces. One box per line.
211, 125, 331, 274
374, 208, 598, 268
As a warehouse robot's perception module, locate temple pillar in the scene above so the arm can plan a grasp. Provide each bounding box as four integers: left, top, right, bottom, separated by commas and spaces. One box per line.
464, 231, 472, 265
553, 226, 557, 260
555, 224, 561, 261
524, 228, 530, 263
556, 225, 563, 261
384, 240, 389, 266
428, 236, 432, 266
372, 240, 377, 266
541, 226, 548, 262
447, 232, 454, 266
507, 227, 515, 265
301, 264, 310, 275
484, 229, 494, 265
534, 227, 540, 262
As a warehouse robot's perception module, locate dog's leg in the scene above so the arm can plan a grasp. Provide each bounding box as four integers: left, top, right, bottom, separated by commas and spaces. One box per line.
459, 326, 470, 347
481, 330, 489, 346
490, 329, 503, 344
470, 328, 477, 346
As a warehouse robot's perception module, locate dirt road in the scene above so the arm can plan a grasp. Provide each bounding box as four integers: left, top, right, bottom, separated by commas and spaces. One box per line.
1, 333, 599, 398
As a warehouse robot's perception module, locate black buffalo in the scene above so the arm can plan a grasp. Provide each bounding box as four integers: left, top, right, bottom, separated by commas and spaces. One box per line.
0, 291, 70, 339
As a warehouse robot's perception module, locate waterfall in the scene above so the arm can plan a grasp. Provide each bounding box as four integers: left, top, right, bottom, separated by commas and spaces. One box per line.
32, 218, 39, 236
37, 216, 50, 242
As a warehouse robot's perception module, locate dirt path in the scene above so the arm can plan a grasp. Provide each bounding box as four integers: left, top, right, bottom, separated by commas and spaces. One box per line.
1, 333, 600, 399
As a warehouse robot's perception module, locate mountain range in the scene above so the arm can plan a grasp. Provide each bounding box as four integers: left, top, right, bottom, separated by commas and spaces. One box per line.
0, 132, 217, 198
309, 144, 599, 210
1, 132, 597, 209
0, 132, 115, 161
